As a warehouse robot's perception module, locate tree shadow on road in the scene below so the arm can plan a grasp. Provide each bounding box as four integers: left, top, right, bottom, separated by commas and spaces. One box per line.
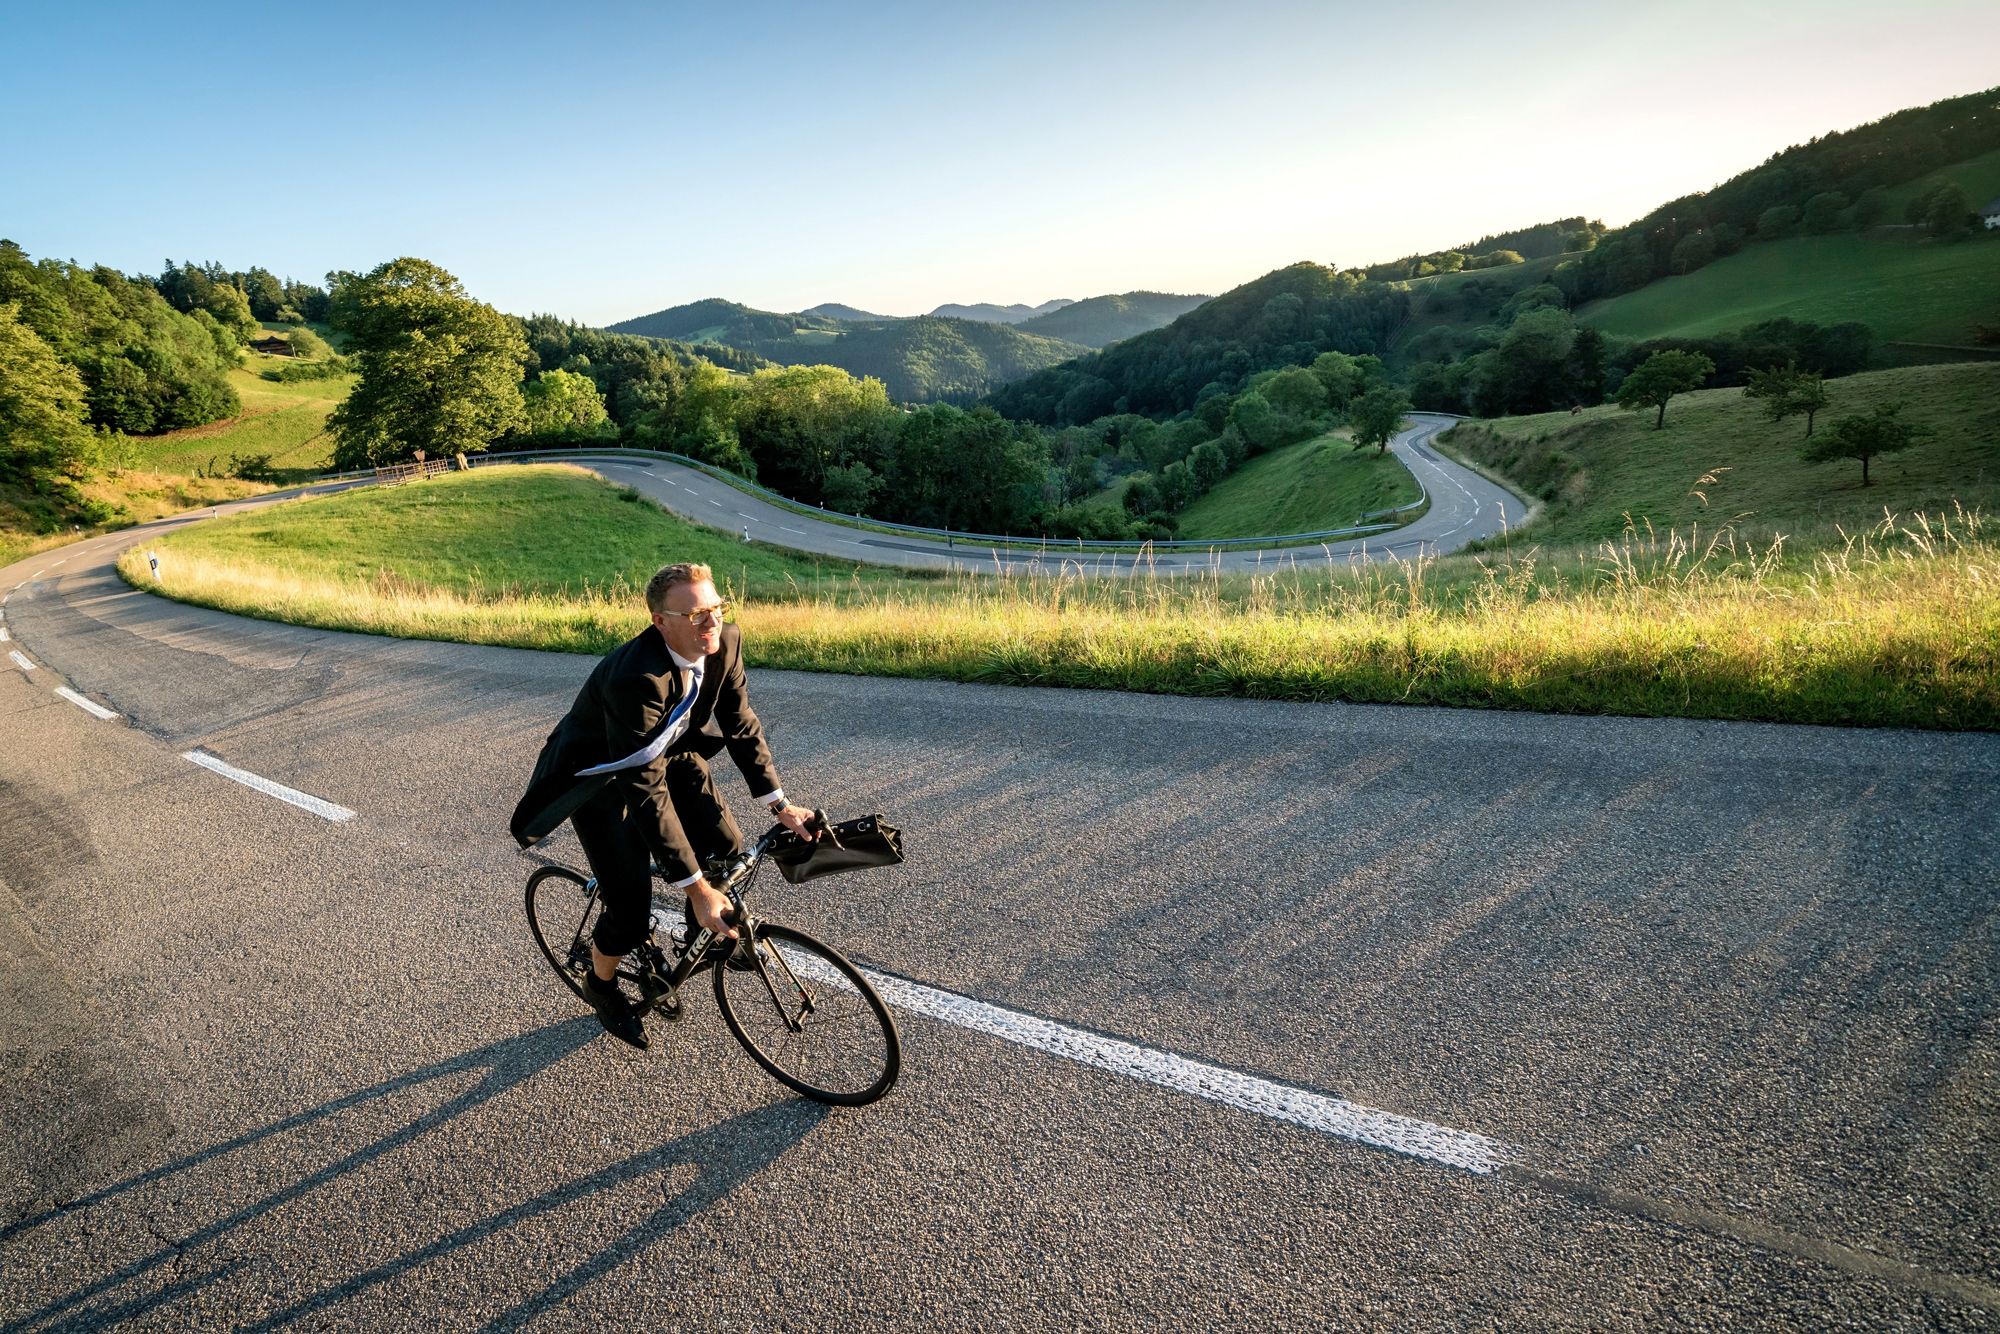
2, 1018, 828, 1332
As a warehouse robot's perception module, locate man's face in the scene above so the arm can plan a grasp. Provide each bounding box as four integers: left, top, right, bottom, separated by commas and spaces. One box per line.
653, 577, 725, 661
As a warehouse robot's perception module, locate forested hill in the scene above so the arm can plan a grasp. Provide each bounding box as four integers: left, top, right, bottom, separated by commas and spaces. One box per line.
607, 297, 1088, 402
1015, 291, 1211, 348
987, 263, 1409, 424
797, 302, 895, 322
608, 298, 848, 344
783, 316, 1088, 402
1556, 83, 2000, 305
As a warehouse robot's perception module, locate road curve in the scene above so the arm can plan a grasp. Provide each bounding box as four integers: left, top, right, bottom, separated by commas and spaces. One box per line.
554, 413, 1526, 576
1, 527, 1996, 1329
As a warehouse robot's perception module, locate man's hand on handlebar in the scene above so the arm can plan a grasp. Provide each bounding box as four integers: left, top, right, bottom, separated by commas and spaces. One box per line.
769, 801, 820, 841
686, 879, 739, 940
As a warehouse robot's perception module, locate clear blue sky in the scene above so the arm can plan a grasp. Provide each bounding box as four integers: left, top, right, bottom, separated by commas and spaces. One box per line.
6, 0, 1996, 324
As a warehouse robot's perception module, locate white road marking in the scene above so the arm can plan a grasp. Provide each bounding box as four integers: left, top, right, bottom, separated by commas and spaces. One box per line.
707, 499, 724, 508
9, 650, 35, 671
49, 558, 66, 567
181, 750, 356, 822
0, 627, 7, 641
55, 687, 118, 720
780, 527, 805, 535
736, 512, 754, 519
798, 958, 1513, 1176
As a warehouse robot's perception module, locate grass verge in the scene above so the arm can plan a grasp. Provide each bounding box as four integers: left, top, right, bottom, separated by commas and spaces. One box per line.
121, 463, 1998, 729
1174, 430, 1422, 538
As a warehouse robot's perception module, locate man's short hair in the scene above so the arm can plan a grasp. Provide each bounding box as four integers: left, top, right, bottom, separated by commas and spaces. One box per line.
645, 562, 713, 616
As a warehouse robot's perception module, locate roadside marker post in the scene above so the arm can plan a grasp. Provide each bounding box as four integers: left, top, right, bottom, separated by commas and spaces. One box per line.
148, 551, 160, 580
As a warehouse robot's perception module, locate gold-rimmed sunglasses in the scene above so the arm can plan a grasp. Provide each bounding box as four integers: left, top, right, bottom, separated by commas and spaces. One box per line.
658, 600, 733, 627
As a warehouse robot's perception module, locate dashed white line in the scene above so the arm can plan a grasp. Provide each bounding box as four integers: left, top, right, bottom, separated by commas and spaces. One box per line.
0, 627, 8, 642
55, 687, 118, 720
779, 527, 806, 535
181, 749, 356, 822
9, 650, 35, 672
799, 959, 1513, 1175
706, 499, 724, 508
736, 512, 754, 520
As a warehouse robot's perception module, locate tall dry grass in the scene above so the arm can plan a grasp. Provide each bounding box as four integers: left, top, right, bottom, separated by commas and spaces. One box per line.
121, 508, 1999, 729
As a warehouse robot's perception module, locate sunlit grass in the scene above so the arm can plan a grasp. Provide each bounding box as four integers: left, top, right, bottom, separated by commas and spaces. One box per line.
122, 464, 1999, 729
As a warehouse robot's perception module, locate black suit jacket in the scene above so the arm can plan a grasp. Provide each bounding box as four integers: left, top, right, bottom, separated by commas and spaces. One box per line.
510, 622, 779, 877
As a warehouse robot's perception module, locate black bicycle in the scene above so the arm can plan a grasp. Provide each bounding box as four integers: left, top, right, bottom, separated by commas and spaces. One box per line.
524, 822, 901, 1106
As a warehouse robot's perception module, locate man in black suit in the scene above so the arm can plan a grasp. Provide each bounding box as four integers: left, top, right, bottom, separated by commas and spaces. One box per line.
512, 561, 815, 1046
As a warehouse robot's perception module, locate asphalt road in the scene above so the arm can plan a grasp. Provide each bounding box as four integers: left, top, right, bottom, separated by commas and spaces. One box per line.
532, 412, 1522, 574
2, 528, 1997, 1330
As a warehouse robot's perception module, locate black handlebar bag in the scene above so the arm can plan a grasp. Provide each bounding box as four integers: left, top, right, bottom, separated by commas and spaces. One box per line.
767, 813, 904, 884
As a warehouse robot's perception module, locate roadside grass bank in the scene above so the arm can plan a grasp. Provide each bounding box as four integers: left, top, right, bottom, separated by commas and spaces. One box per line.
1173, 430, 1422, 539
1444, 361, 2000, 547
121, 463, 1998, 729
0, 472, 271, 570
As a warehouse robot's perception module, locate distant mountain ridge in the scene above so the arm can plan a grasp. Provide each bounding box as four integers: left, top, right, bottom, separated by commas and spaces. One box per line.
929, 299, 1074, 324
1016, 291, 1211, 348
797, 302, 896, 322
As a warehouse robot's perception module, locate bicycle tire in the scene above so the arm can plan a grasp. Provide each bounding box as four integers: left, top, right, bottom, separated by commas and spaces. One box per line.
713, 923, 901, 1106
525, 866, 602, 1000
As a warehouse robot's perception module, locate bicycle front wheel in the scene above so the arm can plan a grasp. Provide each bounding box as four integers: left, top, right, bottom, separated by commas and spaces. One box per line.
525, 866, 599, 1000
714, 924, 901, 1106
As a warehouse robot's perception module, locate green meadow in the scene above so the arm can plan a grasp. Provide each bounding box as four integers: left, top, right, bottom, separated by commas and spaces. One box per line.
1574, 231, 2000, 348
1173, 430, 1422, 539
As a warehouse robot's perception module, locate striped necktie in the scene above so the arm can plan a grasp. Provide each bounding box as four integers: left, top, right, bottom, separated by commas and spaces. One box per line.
575, 656, 705, 776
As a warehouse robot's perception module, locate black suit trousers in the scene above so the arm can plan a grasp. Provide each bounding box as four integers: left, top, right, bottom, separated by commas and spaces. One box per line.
571, 752, 745, 956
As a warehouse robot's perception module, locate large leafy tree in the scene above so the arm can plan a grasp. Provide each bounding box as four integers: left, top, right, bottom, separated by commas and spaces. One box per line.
0, 303, 95, 489
327, 258, 528, 468
1348, 384, 1413, 454
1744, 363, 1831, 437
1615, 350, 1714, 428
519, 368, 611, 439
1803, 401, 1929, 486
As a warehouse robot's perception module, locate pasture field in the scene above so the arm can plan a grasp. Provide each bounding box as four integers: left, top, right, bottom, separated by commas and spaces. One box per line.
1443, 361, 2000, 546
1573, 230, 2000, 348
119, 360, 353, 482
123, 463, 1998, 729
1173, 429, 1421, 538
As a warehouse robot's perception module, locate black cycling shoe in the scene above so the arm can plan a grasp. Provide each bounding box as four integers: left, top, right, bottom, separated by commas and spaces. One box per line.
584, 974, 648, 1049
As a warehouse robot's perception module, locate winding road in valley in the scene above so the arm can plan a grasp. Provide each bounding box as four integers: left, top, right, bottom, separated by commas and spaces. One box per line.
2, 506, 1996, 1329
548, 412, 1525, 574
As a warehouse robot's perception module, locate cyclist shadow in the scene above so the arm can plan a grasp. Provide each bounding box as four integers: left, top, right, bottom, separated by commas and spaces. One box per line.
3, 1018, 828, 1333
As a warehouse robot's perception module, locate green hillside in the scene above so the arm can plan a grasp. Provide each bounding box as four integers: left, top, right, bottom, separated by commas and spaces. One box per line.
1173, 431, 1421, 539
123, 357, 354, 481
1575, 230, 2000, 348
607, 299, 1085, 401
1016, 291, 1210, 348
1443, 361, 2000, 546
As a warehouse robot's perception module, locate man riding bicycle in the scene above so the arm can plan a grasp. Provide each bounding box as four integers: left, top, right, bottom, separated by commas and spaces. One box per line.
511, 561, 816, 1048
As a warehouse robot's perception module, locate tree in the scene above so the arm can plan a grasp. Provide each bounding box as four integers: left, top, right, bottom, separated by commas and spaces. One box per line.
0, 303, 96, 489
1803, 401, 1929, 486
1851, 186, 1892, 227
287, 325, 335, 359
1670, 231, 1716, 275
1801, 191, 1849, 234
1261, 366, 1327, 419
1188, 439, 1228, 489
1743, 363, 1830, 437
1566, 325, 1608, 405
520, 368, 612, 438
1756, 204, 1801, 240
326, 258, 528, 469
820, 460, 881, 514
1615, 349, 1713, 428
1226, 391, 1282, 452
1924, 182, 1972, 238
1348, 384, 1412, 454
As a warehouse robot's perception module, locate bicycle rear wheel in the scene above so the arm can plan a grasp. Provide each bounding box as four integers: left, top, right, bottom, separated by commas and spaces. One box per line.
525, 866, 602, 1000
714, 923, 900, 1106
